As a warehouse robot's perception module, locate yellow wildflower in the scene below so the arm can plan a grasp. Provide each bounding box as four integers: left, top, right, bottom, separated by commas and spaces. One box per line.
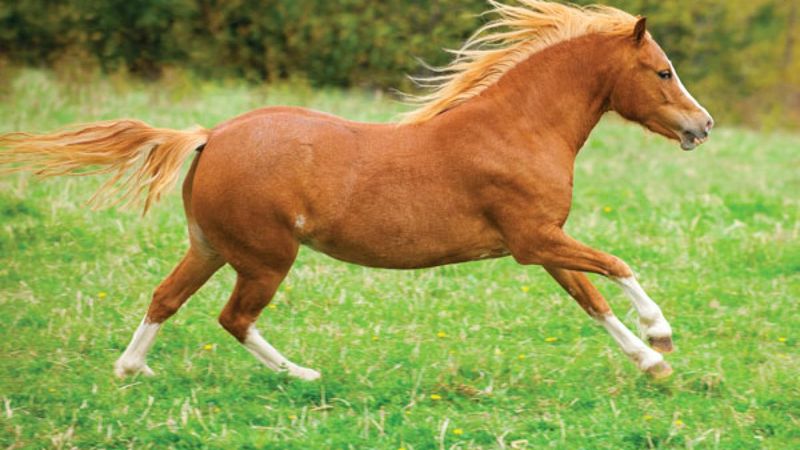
436, 331, 447, 338
517, 354, 526, 360
643, 414, 653, 421
372, 335, 379, 341
603, 206, 613, 213
777, 337, 787, 342
267, 304, 277, 310
545, 337, 558, 343
674, 419, 685, 428
453, 428, 464, 435
430, 394, 442, 401
521, 285, 530, 293
288, 414, 298, 420
98, 292, 107, 299
203, 344, 213, 351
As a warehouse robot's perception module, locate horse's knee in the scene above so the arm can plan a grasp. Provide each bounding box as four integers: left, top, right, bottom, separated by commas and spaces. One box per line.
606, 256, 633, 278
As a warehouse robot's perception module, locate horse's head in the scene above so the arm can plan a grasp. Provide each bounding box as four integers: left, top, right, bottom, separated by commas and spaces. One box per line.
610, 18, 714, 151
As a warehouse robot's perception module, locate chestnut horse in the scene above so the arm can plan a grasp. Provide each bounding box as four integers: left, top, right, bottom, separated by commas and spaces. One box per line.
0, 1, 713, 381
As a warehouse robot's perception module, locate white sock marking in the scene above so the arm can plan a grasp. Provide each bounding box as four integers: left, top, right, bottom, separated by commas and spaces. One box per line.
243, 326, 320, 380
115, 318, 160, 377
614, 276, 672, 338
598, 314, 663, 370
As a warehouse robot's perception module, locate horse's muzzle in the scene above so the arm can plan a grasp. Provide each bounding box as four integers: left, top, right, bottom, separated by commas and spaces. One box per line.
680, 118, 714, 151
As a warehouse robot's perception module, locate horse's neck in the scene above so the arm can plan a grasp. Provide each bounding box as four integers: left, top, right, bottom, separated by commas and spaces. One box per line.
453, 34, 621, 155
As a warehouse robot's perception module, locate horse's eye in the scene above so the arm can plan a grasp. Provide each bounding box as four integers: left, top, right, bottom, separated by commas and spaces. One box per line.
658, 70, 672, 80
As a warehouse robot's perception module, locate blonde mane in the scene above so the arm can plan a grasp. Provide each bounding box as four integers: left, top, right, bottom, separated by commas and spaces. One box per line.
401, 0, 639, 124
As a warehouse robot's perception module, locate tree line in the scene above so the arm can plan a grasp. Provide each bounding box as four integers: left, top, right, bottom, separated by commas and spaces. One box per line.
0, 0, 796, 128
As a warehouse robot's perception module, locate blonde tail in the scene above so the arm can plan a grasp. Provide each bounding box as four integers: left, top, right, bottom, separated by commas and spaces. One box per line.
0, 119, 209, 213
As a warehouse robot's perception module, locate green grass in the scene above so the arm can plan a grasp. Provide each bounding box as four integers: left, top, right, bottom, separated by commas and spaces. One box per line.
1, 69, 798, 449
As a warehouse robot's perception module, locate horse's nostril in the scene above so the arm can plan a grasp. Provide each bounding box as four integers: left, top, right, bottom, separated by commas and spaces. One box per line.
705, 119, 714, 132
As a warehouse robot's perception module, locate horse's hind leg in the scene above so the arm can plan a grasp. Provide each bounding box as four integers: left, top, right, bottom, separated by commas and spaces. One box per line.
114, 246, 224, 377
216, 244, 320, 381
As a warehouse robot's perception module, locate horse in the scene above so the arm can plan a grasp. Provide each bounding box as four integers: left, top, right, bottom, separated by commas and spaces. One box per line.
0, 0, 713, 381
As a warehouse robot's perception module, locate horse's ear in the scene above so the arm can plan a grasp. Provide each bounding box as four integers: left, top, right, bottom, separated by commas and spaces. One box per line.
633, 17, 647, 44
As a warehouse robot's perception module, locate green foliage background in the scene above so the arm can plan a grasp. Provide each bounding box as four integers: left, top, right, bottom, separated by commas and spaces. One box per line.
0, 0, 798, 128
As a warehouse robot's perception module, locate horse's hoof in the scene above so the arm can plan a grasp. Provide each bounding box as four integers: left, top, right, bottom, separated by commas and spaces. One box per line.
289, 366, 321, 381
649, 336, 674, 354
645, 360, 673, 379
114, 360, 155, 378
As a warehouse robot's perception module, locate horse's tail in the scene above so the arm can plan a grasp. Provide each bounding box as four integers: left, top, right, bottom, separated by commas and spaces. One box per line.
0, 119, 209, 213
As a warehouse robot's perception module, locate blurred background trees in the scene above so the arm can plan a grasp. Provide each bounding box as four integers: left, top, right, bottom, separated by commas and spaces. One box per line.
0, 0, 796, 128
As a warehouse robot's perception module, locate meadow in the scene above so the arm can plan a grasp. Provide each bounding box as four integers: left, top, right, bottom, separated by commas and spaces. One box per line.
1, 69, 798, 449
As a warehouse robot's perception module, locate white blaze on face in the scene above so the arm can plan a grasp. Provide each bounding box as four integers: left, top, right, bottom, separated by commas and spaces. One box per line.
670, 62, 711, 119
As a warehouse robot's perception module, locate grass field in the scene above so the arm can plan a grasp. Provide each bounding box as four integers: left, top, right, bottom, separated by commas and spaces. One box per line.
1, 69, 798, 449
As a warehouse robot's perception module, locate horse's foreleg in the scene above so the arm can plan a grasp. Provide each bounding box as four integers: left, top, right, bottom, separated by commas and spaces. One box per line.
544, 266, 610, 318
115, 247, 224, 378
513, 230, 673, 349
510, 228, 674, 373
596, 313, 672, 378
510, 229, 632, 276
612, 276, 673, 353
218, 266, 320, 381
543, 266, 671, 378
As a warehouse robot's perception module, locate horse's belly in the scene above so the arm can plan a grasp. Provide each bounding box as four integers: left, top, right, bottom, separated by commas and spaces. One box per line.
301, 216, 508, 269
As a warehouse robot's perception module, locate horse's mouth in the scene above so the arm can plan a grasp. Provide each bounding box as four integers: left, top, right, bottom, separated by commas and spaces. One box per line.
680, 130, 709, 151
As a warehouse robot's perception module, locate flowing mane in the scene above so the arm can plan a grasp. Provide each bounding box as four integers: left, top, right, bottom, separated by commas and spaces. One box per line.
401, 0, 640, 124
